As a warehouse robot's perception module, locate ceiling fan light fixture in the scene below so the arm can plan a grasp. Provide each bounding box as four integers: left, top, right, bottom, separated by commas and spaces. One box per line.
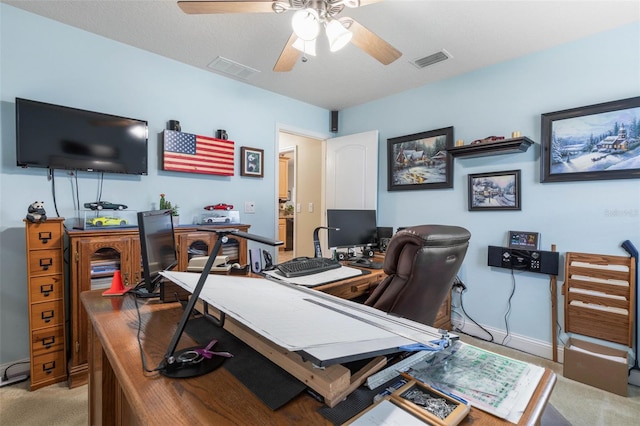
292, 9, 320, 41
325, 19, 352, 52
292, 37, 317, 57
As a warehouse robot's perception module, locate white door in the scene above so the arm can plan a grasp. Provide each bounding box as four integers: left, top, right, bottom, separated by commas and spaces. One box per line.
326, 130, 378, 210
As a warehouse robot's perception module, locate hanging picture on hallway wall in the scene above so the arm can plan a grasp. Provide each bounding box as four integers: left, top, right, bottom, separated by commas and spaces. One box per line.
240, 146, 264, 178
540, 96, 640, 183
387, 126, 454, 191
468, 170, 521, 211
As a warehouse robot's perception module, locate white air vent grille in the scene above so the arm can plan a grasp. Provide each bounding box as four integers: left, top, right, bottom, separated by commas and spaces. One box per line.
411, 49, 451, 69
207, 56, 260, 80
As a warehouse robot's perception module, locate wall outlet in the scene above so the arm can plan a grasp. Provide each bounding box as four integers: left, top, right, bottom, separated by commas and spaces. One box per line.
244, 201, 256, 214
308, 202, 313, 212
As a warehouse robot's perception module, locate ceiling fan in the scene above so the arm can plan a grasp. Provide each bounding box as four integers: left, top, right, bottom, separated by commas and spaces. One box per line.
177, 0, 402, 71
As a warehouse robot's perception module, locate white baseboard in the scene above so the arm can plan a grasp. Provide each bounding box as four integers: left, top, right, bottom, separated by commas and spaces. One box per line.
451, 318, 565, 363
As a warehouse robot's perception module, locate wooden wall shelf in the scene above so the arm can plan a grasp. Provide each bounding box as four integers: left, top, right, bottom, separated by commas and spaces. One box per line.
447, 136, 534, 158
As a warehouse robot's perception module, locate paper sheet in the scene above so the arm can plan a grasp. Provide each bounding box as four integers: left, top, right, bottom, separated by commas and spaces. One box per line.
568, 287, 626, 300
347, 399, 425, 425
570, 261, 629, 272
263, 265, 363, 286
569, 300, 628, 315
570, 274, 629, 287
160, 271, 442, 363
406, 341, 544, 424
568, 345, 627, 364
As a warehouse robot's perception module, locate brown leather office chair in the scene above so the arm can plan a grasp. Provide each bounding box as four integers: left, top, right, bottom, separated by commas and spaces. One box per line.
364, 225, 471, 326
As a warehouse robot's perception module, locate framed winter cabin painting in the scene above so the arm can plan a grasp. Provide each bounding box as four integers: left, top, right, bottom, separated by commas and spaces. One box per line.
540, 97, 640, 183
387, 126, 454, 191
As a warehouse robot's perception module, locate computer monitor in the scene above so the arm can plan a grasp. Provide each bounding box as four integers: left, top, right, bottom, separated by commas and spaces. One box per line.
327, 209, 377, 250
135, 209, 177, 297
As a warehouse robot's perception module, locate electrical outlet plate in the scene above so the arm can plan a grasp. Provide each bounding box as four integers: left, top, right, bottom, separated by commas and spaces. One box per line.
244, 201, 256, 214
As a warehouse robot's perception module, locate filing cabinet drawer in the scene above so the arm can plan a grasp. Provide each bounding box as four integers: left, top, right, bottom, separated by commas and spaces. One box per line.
32, 350, 66, 384
27, 222, 63, 250
28, 250, 63, 277
31, 325, 65, 357
29, 275, 64, 303
31, 299, 64, 329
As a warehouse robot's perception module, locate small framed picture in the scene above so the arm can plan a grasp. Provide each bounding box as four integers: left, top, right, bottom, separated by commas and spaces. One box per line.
240, 146, 264, 178
468, 170, 521, 211
508, 231, 540, 250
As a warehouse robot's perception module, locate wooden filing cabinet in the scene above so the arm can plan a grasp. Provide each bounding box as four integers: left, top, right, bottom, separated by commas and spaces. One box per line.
66, 223, 251, 388
24, 218, 67, 390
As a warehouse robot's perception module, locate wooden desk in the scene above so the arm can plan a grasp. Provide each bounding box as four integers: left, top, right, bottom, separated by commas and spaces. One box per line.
82, 289, 556, 425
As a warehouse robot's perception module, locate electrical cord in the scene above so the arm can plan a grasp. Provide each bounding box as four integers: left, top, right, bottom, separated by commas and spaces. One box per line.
1, 361, 30, 387
455, 280, 495, 343
501, 269, 517, 345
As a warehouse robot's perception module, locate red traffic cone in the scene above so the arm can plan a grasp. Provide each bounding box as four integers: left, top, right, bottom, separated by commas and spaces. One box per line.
103, 270, 127, 296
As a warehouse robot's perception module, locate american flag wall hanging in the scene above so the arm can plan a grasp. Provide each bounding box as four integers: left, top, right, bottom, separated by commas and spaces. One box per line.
162, 130, 234, 176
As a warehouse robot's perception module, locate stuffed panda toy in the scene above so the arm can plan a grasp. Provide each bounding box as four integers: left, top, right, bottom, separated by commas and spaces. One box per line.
26, 201, 47, 223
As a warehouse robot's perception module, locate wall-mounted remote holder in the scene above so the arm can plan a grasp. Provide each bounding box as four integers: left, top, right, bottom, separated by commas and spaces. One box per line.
488, 245, 559, 275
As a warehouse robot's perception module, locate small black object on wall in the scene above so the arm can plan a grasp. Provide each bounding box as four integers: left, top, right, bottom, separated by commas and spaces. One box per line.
168, 120, 181, 131
330, 111, 339, 133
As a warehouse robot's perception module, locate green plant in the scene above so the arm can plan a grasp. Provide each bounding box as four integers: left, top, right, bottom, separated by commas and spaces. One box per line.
159, 193, 179, 216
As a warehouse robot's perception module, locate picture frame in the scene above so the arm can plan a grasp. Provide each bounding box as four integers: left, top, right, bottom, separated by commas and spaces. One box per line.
540, 96, 640, 183
468, 170, 521, 211
240, 146, 264, 178
508, 230, 540, 250
387, 126, 454, 191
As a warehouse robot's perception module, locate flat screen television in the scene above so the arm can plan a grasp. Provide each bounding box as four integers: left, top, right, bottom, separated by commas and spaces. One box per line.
134, 209, 177, 298
327, 209, 377, 249
15, 97, 148, 175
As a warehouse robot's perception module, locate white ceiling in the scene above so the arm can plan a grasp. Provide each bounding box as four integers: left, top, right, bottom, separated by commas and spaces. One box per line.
4, 1, 639, 110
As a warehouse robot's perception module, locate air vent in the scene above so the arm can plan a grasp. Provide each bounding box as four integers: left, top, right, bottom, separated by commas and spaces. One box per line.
207, 56, 260, 80
411, 49, 452, 69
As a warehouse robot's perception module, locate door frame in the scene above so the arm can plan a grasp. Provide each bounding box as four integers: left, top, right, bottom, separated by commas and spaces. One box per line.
275, 123, 330, 262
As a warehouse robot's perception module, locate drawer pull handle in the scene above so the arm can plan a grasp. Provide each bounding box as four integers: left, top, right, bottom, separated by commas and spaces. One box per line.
42, 336, 56, 348
40, 284, 54, 296
38, 232, 52, 244
42, 361, 56, 374
41, 310, 55, 323
39, 258, 53, 271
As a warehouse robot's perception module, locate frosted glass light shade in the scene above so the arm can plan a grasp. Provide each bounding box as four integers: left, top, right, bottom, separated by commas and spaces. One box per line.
292, 38, 317, 56
292, 9, 320, 41
326, 20, 352, 52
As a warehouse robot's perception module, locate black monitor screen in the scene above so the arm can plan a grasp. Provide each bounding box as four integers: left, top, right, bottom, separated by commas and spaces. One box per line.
327, 209, 377, 249
137, 210, 177, 294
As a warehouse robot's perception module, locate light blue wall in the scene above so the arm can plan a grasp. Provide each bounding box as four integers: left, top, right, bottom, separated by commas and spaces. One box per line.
340, 22, 640, 351
0, 4, 329, 364
1, 3, 639, 366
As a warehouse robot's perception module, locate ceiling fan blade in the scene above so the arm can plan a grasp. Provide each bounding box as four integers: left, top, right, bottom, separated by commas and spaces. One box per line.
344, 18, 402, 65
273, 33, 301, 72
178, 1, 274, 14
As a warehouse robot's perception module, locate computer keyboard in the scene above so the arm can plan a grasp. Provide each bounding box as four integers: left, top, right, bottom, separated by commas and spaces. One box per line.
275, 257, 341, 278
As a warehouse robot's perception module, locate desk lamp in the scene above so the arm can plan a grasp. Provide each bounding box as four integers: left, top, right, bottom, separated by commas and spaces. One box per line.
161, 228, 282, 378
313, 226, 339, 258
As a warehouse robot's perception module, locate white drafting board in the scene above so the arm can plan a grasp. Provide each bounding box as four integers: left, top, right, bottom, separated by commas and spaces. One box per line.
160, 271, 443, 364
263, 265, 363, 286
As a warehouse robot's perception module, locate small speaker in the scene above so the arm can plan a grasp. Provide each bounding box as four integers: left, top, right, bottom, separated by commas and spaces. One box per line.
379, 238, 391, 253
362, 248, 375, 258
330, 110, 339, 133
168, 120, 181, 131
250, 249, 262, 274
336, 251, 347, 261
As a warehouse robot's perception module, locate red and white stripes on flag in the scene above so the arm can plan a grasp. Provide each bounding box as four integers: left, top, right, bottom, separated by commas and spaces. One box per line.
163, 130, 234, 176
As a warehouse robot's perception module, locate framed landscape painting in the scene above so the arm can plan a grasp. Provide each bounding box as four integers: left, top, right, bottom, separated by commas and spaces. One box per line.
387, 126, 454, 191
468, 170, 521, 211
540, 96, 640, 183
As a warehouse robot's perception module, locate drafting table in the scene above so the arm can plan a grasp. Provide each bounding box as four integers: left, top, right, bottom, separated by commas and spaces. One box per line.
81, 289, 557, 425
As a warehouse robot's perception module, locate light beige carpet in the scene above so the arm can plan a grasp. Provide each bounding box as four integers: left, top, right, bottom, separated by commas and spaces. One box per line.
0, 381, 87, 426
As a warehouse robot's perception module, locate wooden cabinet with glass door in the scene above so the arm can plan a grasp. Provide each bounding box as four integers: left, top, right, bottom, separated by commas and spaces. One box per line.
66, 223, 250, 389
